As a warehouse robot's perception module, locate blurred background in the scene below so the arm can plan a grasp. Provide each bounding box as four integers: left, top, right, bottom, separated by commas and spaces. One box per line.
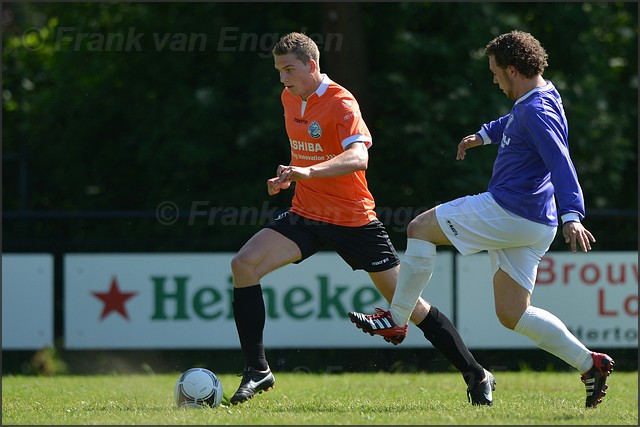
2, 2, 638, 375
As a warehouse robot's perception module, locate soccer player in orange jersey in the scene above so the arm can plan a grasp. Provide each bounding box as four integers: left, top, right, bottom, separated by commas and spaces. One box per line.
229, 32, 495, 406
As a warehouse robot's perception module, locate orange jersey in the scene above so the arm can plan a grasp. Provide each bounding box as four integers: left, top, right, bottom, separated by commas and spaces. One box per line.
281, 74, 377, 227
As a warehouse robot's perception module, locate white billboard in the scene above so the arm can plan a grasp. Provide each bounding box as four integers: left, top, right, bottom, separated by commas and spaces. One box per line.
457, 252, 638, 349
2, 254, 55, 350
63, 252, 454, 349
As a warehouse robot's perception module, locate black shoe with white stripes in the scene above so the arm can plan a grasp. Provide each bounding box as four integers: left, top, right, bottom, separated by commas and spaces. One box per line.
581, 352, 614, 408
348, 307, 408, 345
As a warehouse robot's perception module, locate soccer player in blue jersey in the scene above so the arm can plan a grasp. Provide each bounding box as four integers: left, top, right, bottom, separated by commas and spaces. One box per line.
349, 30, 614, 408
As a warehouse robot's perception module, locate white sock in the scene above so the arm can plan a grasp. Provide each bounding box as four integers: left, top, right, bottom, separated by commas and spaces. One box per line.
390, 238, 437, 326
514, 306, 593, 373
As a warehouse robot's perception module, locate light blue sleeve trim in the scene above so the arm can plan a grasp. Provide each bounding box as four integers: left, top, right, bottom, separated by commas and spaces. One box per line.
478, 129, 492, 145
342, 134, 372, 149
561, 213, 581, 224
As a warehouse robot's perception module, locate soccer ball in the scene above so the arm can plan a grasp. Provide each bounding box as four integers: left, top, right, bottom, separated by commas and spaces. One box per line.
174, 367, 223, 409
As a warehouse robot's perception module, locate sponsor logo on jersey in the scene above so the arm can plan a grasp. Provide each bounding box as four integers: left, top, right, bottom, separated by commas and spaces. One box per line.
290, 139, 324, 153
293, 117, 308, 124
500, 135, 511, 148
308, 121, 322, 139
501, 114, 514, 148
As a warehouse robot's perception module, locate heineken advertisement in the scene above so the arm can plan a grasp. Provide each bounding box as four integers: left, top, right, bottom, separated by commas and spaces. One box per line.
63, 252, 454, 349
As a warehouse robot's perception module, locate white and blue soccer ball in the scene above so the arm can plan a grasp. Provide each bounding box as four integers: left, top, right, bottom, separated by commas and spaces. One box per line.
174, 367, 223, 409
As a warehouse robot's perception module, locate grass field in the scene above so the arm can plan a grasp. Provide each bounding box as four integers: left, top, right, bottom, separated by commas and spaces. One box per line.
2, 371, 637, 425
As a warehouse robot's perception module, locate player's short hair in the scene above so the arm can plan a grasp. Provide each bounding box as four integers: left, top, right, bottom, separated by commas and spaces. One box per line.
485, 30, 548, 78
272, 32, 320, 66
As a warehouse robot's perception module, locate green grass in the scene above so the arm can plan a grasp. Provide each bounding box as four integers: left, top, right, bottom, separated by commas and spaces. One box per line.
2, 371, 637, 425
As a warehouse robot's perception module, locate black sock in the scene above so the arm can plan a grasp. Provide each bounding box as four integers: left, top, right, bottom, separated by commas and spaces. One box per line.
233, 285, 268, 371
416, 306, 484, 385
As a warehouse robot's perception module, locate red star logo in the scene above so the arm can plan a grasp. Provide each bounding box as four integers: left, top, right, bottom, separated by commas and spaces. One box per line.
92, 277, 138, 321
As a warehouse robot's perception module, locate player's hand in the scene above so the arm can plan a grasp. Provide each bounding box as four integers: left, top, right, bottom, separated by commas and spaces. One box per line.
456, 134, 482, 160
267, 164, 296, 196
266, 177, 290, 196
563, 221, 596, 253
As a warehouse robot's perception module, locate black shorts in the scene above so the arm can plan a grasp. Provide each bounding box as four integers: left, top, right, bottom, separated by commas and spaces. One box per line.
265, 211, 400, 272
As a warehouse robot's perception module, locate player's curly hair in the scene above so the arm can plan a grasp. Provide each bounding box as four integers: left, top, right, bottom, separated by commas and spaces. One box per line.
272, 32, 320, 66
485, 30, 548, 78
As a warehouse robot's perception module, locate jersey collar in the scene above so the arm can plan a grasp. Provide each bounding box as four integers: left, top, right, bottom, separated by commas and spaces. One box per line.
307, 74, 331, 99
515, 79, 553, 104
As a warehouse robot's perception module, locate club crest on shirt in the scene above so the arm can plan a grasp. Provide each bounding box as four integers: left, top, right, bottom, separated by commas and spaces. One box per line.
308, 121, 322, 139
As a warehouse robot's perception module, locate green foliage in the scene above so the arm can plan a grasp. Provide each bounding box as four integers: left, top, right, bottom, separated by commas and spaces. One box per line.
2, 371, 638, 424
3, 2, 638, 251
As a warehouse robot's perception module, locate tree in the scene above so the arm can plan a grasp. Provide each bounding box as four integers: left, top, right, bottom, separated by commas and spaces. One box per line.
3, 2, 637, 252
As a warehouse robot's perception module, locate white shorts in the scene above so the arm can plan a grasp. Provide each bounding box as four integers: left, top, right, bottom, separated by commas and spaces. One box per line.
435, 192, 557, 293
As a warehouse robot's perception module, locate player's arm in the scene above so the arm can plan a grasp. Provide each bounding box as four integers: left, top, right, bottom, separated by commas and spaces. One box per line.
273, 141, 368, 187
456, 133, 483, 160
307, 141, 368, 177
527, 113, 596, 253
458, 114, 511, 160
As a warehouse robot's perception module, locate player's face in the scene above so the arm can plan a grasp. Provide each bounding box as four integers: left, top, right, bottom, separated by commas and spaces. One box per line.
274, 53, 316, 100
489, 55, 516, 101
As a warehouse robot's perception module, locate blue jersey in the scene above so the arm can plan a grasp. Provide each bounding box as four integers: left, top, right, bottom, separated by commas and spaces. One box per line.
477, 81, 585, 227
